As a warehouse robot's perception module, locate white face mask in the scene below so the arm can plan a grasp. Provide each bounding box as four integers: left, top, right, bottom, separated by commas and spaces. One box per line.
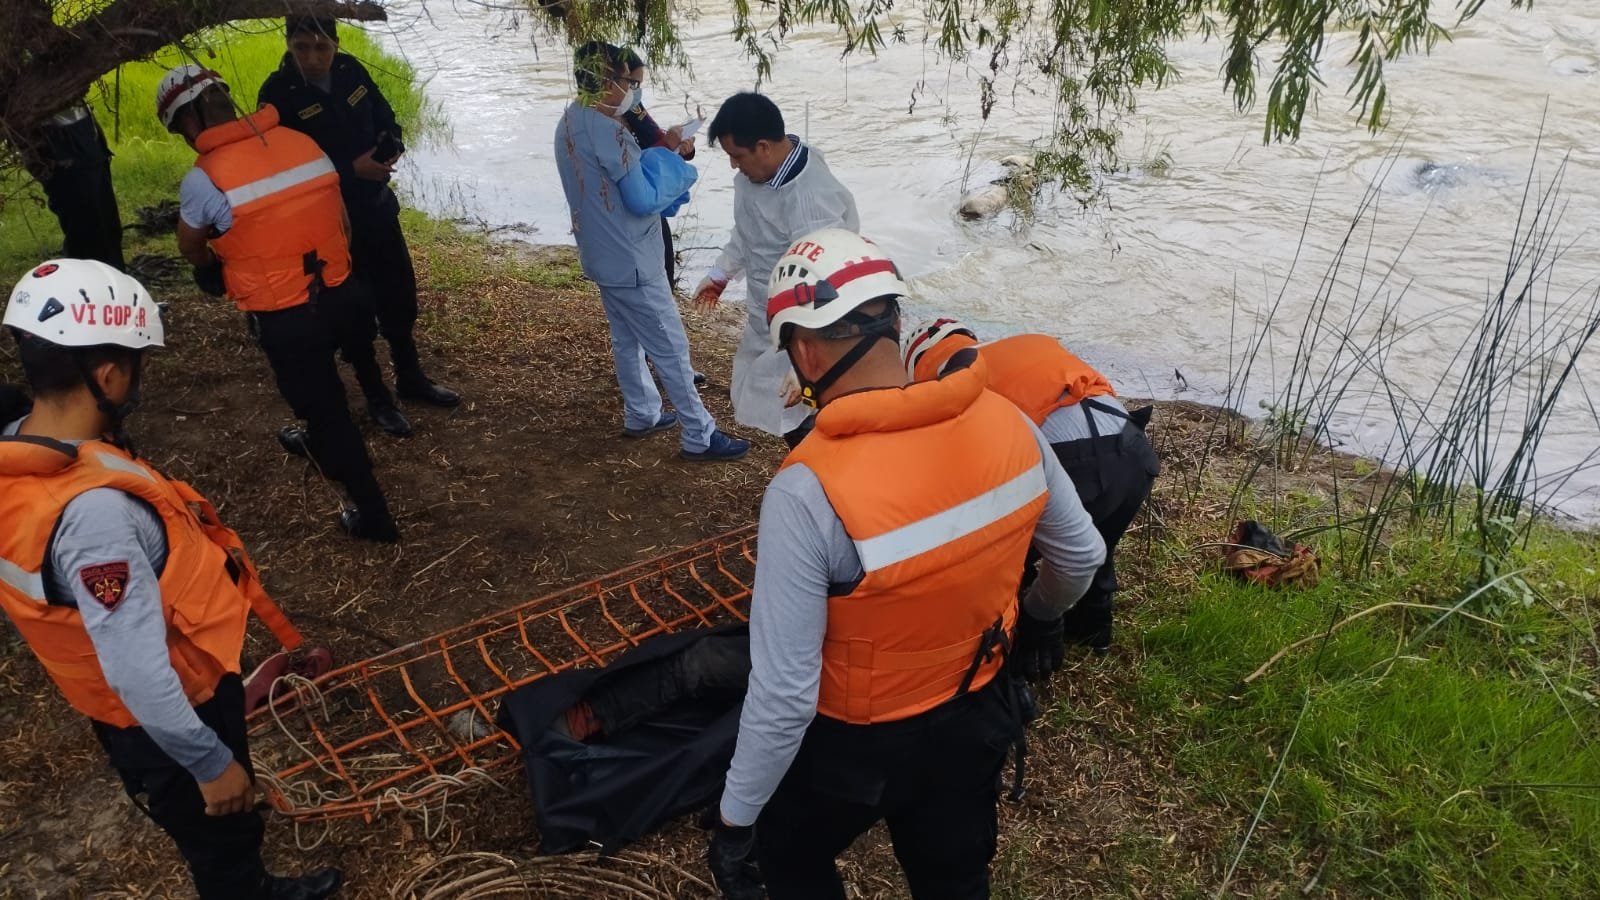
618, 86, 640, 113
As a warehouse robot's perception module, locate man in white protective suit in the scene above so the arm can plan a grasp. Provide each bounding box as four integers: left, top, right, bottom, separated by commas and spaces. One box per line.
692, 92, 859, 448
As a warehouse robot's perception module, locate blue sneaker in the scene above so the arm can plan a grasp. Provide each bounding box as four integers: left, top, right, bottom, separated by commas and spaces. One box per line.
681, 430, 751, 462
622, 411, 678, 439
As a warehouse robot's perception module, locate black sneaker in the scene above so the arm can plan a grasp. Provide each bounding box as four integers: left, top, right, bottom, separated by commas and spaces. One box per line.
693, 371, 707, 388
368, 403, 413, 438
339, 508, 399, 543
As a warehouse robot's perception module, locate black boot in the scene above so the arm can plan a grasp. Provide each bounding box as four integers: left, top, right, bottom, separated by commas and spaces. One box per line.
1060, 602, 1112, 656
277, 425, 310, 459
397, 370, 461, 407
265, 867, 343, 900
340, 507, 399, 543
367, 401, 413, 437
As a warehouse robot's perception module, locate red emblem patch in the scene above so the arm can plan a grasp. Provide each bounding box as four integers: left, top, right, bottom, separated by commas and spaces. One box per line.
31, 263, 59, 278
79, 562, 130, 611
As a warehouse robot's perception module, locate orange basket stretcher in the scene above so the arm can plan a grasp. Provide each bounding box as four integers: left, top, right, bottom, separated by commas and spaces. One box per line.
247, 525, 757, 823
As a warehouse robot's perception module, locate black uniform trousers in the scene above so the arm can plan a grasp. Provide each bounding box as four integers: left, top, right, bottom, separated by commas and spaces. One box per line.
251, 282, 388, 513
32, 113, 125, 271
344, 206, 423, 402
91, 675, 268, 900
1028, 421, 1161, 641
755, 678, 1019, 900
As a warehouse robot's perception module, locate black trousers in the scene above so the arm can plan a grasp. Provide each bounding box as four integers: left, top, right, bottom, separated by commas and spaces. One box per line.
661, 216, 676, 286
39, 155, 125, 271
346, 207, 422, 399
92, 675, 268, 900
755, 679, 1019, 900
1028, 424, 1161, 638
252, 286, 388, 513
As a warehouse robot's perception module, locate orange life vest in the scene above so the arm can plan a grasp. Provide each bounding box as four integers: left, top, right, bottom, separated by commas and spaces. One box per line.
194, 106, 351, 313
913, 332, 1116, 426
783, 361, 1048, 724
0, 436, 302, 727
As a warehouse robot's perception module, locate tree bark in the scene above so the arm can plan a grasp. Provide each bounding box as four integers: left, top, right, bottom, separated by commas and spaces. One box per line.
0, 0, 387, 153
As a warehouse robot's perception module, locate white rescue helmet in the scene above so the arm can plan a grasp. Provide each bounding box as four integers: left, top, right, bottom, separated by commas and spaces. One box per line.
156, 63, 227, 130
766, 228, 909, 350
901, 317, 977, 381
5, 260, 165, 350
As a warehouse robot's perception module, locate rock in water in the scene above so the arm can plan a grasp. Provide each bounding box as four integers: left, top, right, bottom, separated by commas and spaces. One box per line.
959, 184, 1011, 219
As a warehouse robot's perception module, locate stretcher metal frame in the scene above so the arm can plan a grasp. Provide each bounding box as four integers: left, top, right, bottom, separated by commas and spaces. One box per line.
247, 525, 757, 822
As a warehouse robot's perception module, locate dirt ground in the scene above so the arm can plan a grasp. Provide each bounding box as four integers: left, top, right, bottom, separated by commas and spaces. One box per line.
0, 241, 1274, 899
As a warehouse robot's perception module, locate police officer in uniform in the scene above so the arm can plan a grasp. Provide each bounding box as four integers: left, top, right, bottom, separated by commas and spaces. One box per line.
706, 229, 1108, 899
903, 321, 1162, 654
20, 99, 125, 271
258, 16, 459, 439
0, 260, 342, 899
161, 64, 398, 541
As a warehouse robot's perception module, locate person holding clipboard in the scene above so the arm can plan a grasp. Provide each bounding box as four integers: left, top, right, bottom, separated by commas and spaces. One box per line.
619, 51, 700, 289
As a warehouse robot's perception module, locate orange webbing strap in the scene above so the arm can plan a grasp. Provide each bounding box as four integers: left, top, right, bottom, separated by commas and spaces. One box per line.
250, 590, 305, 651
231, 548, 304, 651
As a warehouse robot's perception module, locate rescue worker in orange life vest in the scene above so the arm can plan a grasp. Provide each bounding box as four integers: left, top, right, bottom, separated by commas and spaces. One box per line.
161, 64, 399, 542
903, 321, 1161, 655
257, 15, 461, 436
0, 261, 343, 900
706, 229, 1107, 900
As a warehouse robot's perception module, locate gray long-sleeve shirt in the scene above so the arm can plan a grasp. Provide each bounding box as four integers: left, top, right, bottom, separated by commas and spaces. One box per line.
4, 420, 233, 782
1041, 392, 1133, 443
718, 413, 1106, 826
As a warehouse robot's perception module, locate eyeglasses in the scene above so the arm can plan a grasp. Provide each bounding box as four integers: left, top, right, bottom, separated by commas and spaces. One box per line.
612, 77, 643, 89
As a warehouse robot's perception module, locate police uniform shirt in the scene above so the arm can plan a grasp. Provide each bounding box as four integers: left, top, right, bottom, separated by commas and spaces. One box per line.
257, 52, 404, 217
2, 419, 234, 781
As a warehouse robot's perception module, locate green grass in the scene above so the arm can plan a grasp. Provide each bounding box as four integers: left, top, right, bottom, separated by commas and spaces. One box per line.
1106, 519, 1600, 897
0, 23, 434, 277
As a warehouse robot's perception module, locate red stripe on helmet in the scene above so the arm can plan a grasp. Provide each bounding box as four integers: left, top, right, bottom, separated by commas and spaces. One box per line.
903, 317, 961, 368
766, 257, 899, 322
158, 70, 223, 116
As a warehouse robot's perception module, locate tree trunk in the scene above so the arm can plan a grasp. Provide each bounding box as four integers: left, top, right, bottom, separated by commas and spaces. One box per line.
0, 0, 387, 164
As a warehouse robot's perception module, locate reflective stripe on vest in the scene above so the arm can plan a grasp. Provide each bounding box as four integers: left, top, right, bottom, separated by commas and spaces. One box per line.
222, 156, 337, 210
0, 556, 45, 601
855, 463, 1047, 573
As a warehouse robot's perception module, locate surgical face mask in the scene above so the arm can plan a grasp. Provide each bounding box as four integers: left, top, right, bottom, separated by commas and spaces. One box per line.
618, 86, 640, 113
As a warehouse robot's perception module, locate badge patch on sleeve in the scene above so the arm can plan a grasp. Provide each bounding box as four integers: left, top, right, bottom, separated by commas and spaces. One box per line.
79, 562, 130, 612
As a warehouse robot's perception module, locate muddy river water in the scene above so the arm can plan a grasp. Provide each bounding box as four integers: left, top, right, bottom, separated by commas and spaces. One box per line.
373, 1, 1600, 517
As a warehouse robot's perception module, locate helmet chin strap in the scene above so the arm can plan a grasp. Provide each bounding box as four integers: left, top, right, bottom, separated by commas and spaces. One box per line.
74, 353, 144, 458
786, 308, 901, 409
